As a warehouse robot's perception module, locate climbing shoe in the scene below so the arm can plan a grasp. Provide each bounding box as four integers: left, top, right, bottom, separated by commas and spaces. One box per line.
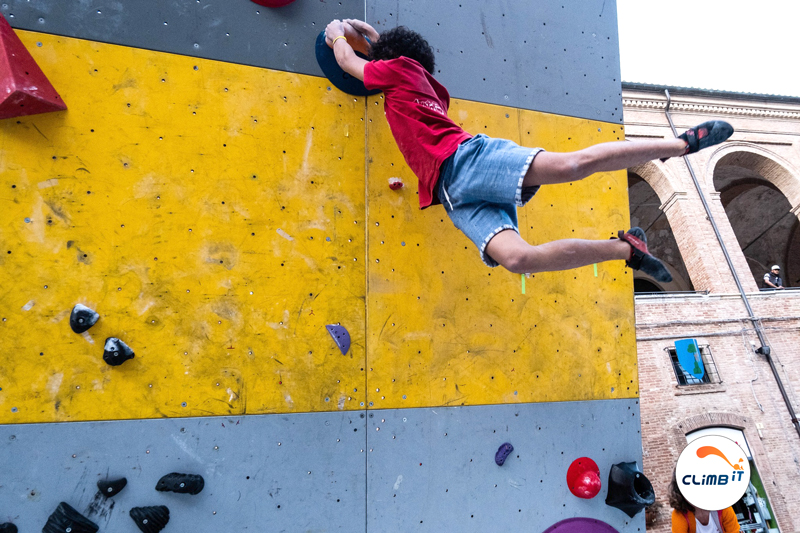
617, 227, 672, 283
661, 120, 733, 162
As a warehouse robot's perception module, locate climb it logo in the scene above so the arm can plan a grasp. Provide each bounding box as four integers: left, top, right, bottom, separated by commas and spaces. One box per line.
676, 435, 751, 511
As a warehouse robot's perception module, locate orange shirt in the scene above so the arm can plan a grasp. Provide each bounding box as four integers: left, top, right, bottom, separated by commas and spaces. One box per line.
671, 508, 740, 533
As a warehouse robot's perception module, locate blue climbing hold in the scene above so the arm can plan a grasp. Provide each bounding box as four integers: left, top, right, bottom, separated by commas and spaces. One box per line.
314, 31, 380, 97
495, 442, 514, 466
326, 324, 351, 355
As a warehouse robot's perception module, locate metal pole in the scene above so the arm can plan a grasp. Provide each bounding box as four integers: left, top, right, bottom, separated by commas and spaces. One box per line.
663, 90, 800, 439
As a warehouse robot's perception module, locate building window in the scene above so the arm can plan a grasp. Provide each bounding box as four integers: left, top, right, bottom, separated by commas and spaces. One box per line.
667, 344, 721, 385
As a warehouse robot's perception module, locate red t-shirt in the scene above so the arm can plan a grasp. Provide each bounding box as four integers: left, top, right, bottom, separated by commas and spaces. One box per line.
363, 57, 473, 208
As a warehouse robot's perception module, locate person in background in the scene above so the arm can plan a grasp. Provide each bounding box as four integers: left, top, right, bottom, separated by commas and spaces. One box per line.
763, 265, 784, 290
669, 470, 740, 533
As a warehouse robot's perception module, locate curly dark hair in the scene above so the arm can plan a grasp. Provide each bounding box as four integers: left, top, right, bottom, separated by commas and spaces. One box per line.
668, 468, 694, 514
369, 26, 436, 74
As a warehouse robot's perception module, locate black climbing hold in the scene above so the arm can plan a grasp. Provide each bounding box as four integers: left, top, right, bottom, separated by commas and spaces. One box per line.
130, 506, 170, 533
326, 324, 351, 355
155, 472, 204, 495
314, 31, 381, 97
495, 442, 514, 466
103, 337, 135, 366
605, 461, 655, 518
97, 476, 128, 497
42, 502, 99, 533
0, 523, 18, 533
70, 304, 99, 333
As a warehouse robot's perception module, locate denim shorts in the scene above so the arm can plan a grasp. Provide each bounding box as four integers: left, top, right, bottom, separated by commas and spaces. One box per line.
436, 134, 544, 267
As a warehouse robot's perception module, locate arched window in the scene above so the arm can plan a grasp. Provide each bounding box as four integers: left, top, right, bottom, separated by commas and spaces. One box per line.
714, 151, 800, 289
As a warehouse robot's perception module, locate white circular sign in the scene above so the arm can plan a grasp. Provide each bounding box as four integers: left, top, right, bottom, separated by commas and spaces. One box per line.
676, 435, 750, 511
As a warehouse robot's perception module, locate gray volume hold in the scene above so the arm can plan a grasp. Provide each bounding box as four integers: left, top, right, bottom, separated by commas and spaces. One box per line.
103, 337, 135, 366
129, 506, 170, 533
70, 304, 100, 333
42, 502, 99, 533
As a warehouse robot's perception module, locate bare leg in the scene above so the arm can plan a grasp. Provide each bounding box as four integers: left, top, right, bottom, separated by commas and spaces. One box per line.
485, 229, 631, 274
523, 138, 686, 187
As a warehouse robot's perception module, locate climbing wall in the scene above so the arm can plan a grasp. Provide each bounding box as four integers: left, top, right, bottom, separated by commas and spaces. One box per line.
0, 0, 643, 531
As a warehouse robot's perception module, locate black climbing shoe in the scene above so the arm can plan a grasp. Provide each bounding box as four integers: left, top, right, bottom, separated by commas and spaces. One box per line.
617, 227, 673, 283
661, 120, 733, 162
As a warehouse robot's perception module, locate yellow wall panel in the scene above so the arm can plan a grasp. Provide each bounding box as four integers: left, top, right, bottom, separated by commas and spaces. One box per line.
365, 96, 637, 409
0, 32, 367, 423
0, 32, 637, 424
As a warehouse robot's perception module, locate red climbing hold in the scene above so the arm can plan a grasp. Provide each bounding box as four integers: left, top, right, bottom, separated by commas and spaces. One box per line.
566, 457, 601, 499
0, 14, 67, 120
250, 0, 296, 7
388, 177, 404, 190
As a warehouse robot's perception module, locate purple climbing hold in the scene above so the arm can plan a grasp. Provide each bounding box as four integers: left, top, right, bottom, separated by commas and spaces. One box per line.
495, 442, 514, 466
543, 518, 620, 533
326, 324, 351, 355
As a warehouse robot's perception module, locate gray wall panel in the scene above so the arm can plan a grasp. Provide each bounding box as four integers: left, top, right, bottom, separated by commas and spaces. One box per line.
4, 0, 621, 120
2, 0, 364, 77
367, 0, 623, 122
1, 401, 643, 531
367, 400, 644, 532
0, 412, 367, 531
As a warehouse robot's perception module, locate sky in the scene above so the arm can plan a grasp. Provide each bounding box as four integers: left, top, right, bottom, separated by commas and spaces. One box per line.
617, 0, 800, 97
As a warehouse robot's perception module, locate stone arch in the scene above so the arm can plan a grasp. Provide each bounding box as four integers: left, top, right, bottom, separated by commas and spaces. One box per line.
671, 412, 750, 456
709, 144, 800, 288
629, 160, 684, 204
675, 412, 748, 437
707, 143, 800, 207
628, 162, 694, 292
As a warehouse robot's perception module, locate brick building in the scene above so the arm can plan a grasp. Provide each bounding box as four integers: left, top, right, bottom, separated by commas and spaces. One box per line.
623, 83, 800, 532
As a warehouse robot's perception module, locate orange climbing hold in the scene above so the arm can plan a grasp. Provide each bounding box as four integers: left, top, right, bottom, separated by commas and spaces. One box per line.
0, 14, 67, 119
